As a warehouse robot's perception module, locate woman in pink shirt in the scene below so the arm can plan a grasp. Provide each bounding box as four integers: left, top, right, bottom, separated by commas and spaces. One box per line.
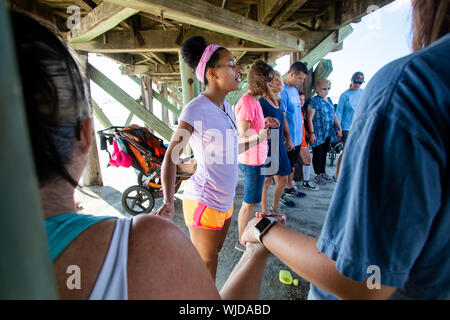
235, 61, 280, 252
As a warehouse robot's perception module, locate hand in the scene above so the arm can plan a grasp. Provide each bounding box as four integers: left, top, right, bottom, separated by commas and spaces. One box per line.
153, 202, 174, 219
241, 212, 286, 247
257, 128, 270, 141
337, 128, 343, 138
310, 133, 317, 145
264, 117, 280, 129
285, 139, 295, 152
256, 210, 287, 225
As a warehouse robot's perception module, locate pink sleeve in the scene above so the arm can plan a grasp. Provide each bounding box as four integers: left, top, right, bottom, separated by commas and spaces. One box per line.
235, 95, 255, 122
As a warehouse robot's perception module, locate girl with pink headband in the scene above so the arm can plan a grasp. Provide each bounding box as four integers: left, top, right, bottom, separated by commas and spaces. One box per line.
154, 36, 278, 280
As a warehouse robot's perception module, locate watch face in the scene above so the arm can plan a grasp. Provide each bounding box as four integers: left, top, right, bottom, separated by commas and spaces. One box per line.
255, 217, 272, 232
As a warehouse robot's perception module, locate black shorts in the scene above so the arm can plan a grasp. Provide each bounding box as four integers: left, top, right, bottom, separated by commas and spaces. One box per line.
287, 145, 301, 168
342, 130, 349, 144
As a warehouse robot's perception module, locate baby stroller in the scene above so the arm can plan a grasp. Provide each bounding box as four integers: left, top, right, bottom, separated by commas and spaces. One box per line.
98, 125, 195, 216
328, 137, 343, 167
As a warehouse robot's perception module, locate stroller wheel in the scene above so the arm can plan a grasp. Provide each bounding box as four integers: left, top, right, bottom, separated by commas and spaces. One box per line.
121, 185, 155, 216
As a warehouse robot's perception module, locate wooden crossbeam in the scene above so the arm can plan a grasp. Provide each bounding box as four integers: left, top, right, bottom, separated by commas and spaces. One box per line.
270, 0, 308, 29
68, 2, 138, 43
102, 0, 304, 51
89, 64, 173, 141
70, 28, 286, 53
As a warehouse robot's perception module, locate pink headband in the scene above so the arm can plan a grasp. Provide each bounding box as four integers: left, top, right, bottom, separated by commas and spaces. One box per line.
195, 44, 220, 83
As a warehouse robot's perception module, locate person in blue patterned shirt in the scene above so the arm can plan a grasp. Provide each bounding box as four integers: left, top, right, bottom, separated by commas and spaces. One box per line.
306, 78, 342, 185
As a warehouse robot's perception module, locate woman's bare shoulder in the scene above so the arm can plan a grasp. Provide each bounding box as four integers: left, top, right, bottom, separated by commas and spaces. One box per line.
127, 214, 220, 299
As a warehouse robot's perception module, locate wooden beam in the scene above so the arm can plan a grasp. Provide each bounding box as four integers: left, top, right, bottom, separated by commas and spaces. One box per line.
320, 0, 393, 30
301, 25, 353, 69
102, 0, 304, 51
89, 64, 173, 141
260, 0, 288, 24
270, 0, 308, 29
92, 99, 114, 129
68, 2, 138, 43
70, 28, 293, 53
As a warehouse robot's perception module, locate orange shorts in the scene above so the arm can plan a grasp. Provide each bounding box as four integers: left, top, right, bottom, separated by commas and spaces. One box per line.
301, 122, 308, 148
183, 199, 233, 230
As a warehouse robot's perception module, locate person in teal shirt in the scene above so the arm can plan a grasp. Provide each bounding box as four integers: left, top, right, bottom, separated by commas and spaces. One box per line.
334, 72, 364, 180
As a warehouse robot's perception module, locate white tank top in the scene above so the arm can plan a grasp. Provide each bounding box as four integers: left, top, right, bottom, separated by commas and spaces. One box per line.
89, 217, 132, 300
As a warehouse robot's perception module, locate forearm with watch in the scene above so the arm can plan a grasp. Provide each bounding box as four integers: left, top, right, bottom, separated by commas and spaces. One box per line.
252, 218, 396, 300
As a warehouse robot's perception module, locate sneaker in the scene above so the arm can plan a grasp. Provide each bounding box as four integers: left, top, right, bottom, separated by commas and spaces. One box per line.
301, 180, 319, 191
235, 240, 246, 252
321, 173, 335, 183
279, 194, 295, 208
284, 187, 306, 198
314, 174, 327, 185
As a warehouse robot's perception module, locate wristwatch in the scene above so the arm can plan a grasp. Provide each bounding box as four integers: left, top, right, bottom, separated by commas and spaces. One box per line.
254, 217, 278, 243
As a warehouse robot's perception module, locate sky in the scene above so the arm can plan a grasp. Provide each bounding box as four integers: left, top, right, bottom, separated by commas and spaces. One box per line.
274, 0, 413, 102
89, 0, 414, 131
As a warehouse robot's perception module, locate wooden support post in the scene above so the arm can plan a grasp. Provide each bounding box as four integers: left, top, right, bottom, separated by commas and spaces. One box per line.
160, 83, 170, 126
0, 3, 57, 299
140, 75, 154, 133
179, 50, 200, 106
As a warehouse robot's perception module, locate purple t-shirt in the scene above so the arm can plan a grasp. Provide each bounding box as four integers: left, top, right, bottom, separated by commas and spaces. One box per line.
179, 94, 239, 212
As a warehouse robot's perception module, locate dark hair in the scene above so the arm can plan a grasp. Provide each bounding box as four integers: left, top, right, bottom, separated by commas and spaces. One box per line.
11, 10, 91, 187
412, 0, 449, 51
247, 60, 274, 98
180, 36, 224, 85
288, 61, 308, 75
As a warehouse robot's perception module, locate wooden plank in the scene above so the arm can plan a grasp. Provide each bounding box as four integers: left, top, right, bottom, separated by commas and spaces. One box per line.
102, 0, 304, 51
89, 64, 173, 141
70, 28, 290, 53
270, 0, 308, 29
68, 2, 138, 43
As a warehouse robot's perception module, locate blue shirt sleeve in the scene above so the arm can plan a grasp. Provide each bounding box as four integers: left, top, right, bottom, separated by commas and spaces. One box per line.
336, 94, 346, 123
280, 91, 288, 113
317, 111, 443, 288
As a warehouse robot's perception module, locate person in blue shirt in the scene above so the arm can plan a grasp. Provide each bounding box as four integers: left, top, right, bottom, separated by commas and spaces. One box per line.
241, 0, 450, 299
279, 62, 308, 207
333, 72, 364, 180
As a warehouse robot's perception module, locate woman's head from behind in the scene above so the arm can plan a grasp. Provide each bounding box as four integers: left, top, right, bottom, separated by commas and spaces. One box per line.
412, 0, 449, 51
181, 36, 241, 92
11, 10, 92, 188
315, 78, 331, 98
247, 60, 274, 98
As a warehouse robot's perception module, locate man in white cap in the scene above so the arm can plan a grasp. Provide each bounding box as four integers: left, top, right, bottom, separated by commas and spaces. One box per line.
333, 72, 364, 180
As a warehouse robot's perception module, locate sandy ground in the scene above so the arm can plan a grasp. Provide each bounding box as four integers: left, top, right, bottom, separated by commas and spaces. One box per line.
75, 129, 339, 300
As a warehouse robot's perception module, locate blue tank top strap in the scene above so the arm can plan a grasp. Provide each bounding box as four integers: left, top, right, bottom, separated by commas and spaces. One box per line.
45, 213, 117, 261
